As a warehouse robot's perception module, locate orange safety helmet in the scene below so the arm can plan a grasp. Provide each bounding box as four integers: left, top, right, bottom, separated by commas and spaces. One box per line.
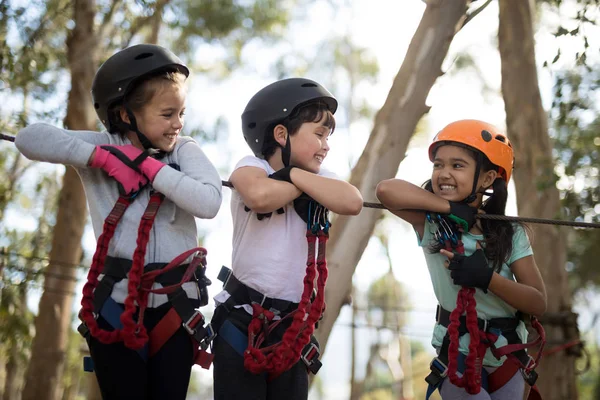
428, 120, 514, 182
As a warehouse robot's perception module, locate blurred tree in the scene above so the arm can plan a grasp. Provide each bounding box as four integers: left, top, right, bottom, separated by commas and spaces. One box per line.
498, 0, 580, 398
550, 67, 600, 289
1, 1, 293, 399
316, 0, 487, 358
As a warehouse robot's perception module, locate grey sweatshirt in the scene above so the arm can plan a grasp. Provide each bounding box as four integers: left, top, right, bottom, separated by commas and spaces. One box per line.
16, 123, 223, 307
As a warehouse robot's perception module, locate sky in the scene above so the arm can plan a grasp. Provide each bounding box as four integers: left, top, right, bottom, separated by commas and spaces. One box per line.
3, 0, 600, 399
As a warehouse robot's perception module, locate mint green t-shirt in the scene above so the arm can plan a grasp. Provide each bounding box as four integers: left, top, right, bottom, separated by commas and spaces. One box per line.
418, 219, 533, 367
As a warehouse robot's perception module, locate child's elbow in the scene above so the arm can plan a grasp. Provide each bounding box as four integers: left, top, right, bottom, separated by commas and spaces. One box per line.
375, 180, 393, 203
242, 188, 272, 214
345, 195, 363, 215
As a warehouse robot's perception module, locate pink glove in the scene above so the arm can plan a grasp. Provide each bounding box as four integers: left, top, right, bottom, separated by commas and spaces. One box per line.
104, 145, 166, 182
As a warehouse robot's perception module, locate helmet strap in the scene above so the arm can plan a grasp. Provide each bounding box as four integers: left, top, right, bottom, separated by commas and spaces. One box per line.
123, 107, 165, 158
281, 135, 292, 168
463, 152, 483, 204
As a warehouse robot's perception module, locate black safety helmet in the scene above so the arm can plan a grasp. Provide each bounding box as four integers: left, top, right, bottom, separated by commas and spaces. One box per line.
91, 44, 189, 148
241, 78, 338, 161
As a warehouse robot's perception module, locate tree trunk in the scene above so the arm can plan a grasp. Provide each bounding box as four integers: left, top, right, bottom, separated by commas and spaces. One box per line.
498, 1, 578, 399
2, 346, 22, 400
316, 0, 469, 351
21, 1, 98, 399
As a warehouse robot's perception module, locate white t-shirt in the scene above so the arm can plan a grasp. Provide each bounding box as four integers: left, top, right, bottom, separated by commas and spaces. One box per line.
216, 155, 337, 306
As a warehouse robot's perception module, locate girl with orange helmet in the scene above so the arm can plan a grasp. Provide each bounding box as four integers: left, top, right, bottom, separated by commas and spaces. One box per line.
376, 120, 547, 399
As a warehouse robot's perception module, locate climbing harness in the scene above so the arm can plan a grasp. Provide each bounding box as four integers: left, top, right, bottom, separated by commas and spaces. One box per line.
211, 200, 329, 378
424, 213, 546, 400
78, 169, 214, 370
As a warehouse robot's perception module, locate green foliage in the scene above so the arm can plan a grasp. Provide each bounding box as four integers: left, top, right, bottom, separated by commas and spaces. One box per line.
550, 65, 600, 289
163, 0, 291, 74
539, 0, 599, 68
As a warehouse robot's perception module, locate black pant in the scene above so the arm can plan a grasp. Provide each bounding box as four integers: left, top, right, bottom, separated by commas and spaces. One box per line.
87, 303, 194, 400
212, 307, 310, 400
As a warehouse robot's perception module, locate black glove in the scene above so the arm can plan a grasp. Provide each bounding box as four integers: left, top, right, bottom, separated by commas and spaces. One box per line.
448, 201, 478, 232
448, 249, 494, 293
269, 166, 295, 183
294, 193, 330, 231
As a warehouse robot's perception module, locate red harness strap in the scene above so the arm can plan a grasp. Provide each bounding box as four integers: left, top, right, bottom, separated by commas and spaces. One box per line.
80, 192, 209, 356
243, 229, 328, 380
80, 195, 138, 345
444, 238, 546, 396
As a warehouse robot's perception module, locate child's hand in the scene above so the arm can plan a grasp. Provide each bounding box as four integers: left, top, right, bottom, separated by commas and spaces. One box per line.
440, 242, 493, 293
90, 145, 150, 195
448, 201, 478, 232
269, 166, 296, 184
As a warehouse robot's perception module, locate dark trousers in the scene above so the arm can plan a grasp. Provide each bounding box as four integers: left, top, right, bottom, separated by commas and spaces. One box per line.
87, 303, 194, 400
212, 307, 310, 400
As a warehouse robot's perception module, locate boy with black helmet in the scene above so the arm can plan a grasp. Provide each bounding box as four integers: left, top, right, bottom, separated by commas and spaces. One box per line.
16, 44, 222, 399
211, 78, 363, 399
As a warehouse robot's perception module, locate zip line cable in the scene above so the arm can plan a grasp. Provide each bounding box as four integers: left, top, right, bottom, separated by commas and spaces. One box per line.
3, 133, 600, 229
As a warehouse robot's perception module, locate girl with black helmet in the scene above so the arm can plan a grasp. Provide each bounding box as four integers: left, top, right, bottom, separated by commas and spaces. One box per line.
376, 120, 547, 400
210, 78, 363, 399
15, 44, 222, 399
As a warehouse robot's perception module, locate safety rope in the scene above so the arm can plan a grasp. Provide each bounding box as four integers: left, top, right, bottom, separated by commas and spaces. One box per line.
4, 133, 600, 229
243, 203, 329, 379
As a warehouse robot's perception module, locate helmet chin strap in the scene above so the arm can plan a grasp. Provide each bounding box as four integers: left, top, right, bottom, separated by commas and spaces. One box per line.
125, 107, 166, 159
281, 134, 292, 168
462, 152, 483, 204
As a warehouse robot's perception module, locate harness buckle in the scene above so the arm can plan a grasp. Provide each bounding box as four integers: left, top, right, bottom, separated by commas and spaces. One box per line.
301, 342, 322, 374
217, 265, 232, 287
519, 355, 538, 386
523, 354, 537, 370
429, 357, 448, 378
481, 318, 489, 333
77, 322, 90, 339
183, 310, 204, 335
199, 323, 217, 350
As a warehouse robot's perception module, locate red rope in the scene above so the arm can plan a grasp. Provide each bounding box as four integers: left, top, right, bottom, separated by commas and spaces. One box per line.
121, 194, 164, 349
79, 193, 164, 348
445, 238, 495, 395
80, 197, 132, 344
542, 339, 581, 357
243, 229, 328, 379
444, 235, 547, 394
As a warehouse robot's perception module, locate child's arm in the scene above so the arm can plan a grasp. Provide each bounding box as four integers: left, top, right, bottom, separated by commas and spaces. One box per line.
290, 168, 362, 215
376, 179, 451, 236
152, 140, 222, 219
488, 255, 547, 317
15, 123, 106, 167
230, 166, 302, 214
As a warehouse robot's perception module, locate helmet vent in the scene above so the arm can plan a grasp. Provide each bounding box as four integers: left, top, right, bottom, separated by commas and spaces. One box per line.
134, 52, 154, 60
301, 83, 317, 88
494, 135, 506, 143
481, 130, 492, 142
247, 122, 256, 129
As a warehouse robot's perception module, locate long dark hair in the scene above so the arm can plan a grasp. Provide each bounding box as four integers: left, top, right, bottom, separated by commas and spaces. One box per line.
425, 144, 526, 272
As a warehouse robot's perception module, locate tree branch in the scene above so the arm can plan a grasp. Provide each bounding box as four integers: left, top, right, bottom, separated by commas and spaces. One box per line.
122, 0, 171, 47
98, 0, 123, 41
462, 0, 493, 28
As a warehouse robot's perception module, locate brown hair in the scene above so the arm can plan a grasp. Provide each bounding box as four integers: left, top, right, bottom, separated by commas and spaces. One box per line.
108, 70, 187, 134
